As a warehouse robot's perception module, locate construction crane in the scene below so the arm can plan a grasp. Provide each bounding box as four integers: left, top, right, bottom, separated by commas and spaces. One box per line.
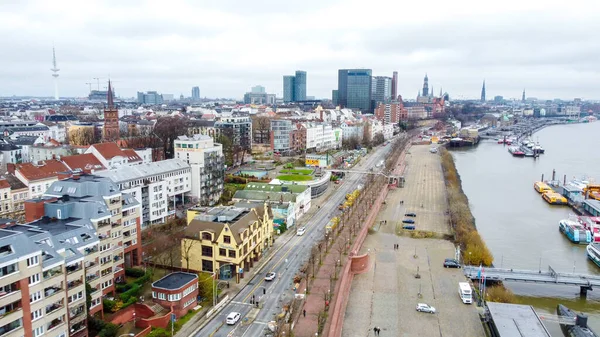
85, 82, 92, 92
92, 77, 103, 90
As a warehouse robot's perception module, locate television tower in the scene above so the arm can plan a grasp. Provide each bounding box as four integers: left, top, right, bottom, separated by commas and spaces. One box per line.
51, 47, 60, 100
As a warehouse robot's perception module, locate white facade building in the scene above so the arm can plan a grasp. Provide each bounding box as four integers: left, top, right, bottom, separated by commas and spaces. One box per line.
304, 123, 342, 152
382, 123, 394, 140
174, 135, 224, 206
340, 122, 364, 142
96, 159, 191, 228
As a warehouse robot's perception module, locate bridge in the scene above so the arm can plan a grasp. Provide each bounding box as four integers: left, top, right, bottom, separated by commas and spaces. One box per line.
464, 265, 600, 297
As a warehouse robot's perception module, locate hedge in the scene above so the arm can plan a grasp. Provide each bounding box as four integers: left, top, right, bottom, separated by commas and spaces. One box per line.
125, 268, 146, 278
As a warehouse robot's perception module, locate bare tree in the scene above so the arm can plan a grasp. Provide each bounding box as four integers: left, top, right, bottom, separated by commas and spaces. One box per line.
68, 128, 97, 146
181, 238, 197, 271
251, 115, 271, 144
153, 116, 189, 158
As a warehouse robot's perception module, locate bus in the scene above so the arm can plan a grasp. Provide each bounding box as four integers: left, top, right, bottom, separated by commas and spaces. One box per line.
458, 282, 472, 304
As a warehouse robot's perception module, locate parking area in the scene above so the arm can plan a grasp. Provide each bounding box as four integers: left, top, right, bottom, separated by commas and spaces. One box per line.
341, 145, 484, 337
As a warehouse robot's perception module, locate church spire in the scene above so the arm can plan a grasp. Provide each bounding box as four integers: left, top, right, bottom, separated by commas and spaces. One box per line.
107, 80, 114, 108
480, 80, 486, 102
522, 88, 526, 102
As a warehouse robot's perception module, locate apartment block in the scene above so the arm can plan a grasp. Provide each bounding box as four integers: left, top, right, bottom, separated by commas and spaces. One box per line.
96, 159, 191, 229
174, 135, 224, 206
36, 175, 143, 318
214, 116, 252, 151
182, 204, 274, 281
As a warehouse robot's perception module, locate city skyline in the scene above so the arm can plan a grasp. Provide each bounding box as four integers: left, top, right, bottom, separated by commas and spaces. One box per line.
1, 0, 599, 100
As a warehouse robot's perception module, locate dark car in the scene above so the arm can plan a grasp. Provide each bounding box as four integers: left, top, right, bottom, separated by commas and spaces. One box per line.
402, 225, 415, 230
405, 212, 417, 217
443, 259, 461, 268
402, 219, 415, 224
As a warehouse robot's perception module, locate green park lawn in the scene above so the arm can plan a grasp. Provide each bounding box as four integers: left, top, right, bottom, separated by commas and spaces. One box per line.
280, 168, 314, 175
277, 174, 314, 181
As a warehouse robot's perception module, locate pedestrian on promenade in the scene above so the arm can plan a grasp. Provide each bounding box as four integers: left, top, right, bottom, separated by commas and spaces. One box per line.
373, 327, 377, 335
303, 309, 306, 317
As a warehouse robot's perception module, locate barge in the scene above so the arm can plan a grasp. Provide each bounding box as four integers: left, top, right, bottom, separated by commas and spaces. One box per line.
542, 192, 568, 205
556, 304, 598, 337
559, 219, 591, 244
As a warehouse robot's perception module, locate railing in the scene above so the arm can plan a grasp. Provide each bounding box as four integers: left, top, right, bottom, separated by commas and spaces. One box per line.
85, 261, 97, 269
111, 222, 121, 228
84, 246, 98, 255
47, 318, 65, 332
97, 221, 110, 228
67, 279, 83, 290
0, 306, 21, 319
43, 268, 63, 280
66, 264, 82, 274
0, 319, 22, 335
70, 322, 86, 334
44, 286, 63, 298
0, 284, 18, 300
86, 274, 99, 282
98, 234, 110, 241
45, 302, 63, 315
69, 306, 85, 319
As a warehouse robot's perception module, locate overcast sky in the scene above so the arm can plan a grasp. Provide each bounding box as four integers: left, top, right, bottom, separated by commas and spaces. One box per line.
2, 0, 599, 100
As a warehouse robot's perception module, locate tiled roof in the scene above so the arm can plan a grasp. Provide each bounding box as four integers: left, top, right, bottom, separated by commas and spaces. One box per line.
3, 174, 26, 190
122, 149, 142, 162
89, 142, 126, 159
16, 159, 69, 182
0, 179, 10, 189
61, 154, 106, 173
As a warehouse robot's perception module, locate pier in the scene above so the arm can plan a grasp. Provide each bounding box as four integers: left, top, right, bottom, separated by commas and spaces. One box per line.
463, 265, 600, 297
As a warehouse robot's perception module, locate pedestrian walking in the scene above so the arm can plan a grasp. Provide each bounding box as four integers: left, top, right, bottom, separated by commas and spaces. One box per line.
377, 327, 381, 335
303, 309, 306, 317
373, 327, 377, 335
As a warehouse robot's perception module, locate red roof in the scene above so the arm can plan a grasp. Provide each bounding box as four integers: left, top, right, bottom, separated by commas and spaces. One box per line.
61, 154, 106, 173
89, 142, 126, 160
16, 160, 69, 182
122, 149, 142, 163
0, 179, 10, 189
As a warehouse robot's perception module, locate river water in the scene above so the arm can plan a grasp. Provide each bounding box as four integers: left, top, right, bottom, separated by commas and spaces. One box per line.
451, 121, 600, 336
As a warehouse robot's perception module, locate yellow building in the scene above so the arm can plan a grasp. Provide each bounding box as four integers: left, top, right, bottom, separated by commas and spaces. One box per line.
182, 204, 274, 282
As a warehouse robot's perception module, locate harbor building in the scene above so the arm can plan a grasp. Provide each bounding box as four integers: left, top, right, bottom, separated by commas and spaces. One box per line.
484, 302, 551, 337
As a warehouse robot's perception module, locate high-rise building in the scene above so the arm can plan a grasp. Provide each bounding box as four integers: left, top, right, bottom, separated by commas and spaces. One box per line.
391, 71, 398, 100
51, 47, 60, 100
270, 119, 292, 154
137, 91, 163, 105
174, 135, 225, 206
332, 90, 339, 106
294, 71, 307, 101
422, 74, 429, 97
481, 80, 486, 102
103, 81, 119, 141
522, 89, 526, 102
283, 76, 295, 103
337, 69, 372, 112
251, 85, 266, 93
371, 76, 392, 107
192, 86, 200, 101
215, 116, 252, 151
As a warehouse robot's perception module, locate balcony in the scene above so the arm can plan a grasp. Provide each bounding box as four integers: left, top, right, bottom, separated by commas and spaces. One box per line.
0, 284, 19, 303
111, 222, 121, 229
45, 301, 63, 315
44, 285, 63, 298
98, 234, 110, 241
70, 321, 86, 335
0, 302, 22, 324
47, 317, 65, 332
43, 267, 63, 281
0, 318, 22, 335
97, 220, 110, 228
67, 279, 83, 290
124, 241, 132, 248
69, 305, 85, 319
66, 264, 82, 275
100, 268, 112, 277
113, 255, 123, 263
84, 246, 98, 255
86, 273, 99, 282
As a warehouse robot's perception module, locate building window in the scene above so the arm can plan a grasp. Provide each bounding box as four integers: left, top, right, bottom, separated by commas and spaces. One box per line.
223, 235, 231, 244
168, 293, 181, 301
29, 273, 41, 285
184, 298, 196, 308
228, 250, 236, 258
34, 326, 45, 337
201, 245, 213, 257
31, 308, 43, 321
219, 248, 226, 256
201, 232, 212, 240
30, 290, 42, 303
201, 259, 213, 272
27, 255, 39, 267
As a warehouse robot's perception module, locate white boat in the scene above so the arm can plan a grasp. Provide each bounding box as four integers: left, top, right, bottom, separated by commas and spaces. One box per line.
532, 143, 545, 154
586, 242, 600, 269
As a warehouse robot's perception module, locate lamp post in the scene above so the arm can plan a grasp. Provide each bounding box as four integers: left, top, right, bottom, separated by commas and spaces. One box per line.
119, 334, 135, 337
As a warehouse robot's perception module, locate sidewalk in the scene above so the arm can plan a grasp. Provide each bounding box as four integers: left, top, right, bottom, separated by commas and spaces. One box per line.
175, 183, 341, 337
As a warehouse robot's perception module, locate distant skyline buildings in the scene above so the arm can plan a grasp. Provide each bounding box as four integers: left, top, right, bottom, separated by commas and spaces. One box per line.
337, 69, 372, 112
51, 47, 60, 100
392, 71, 398, 101
192, 86, 200, 101
137, 91, 163, 105
371, 76, 392, 107
481, 80, 486, 102
282, 70, 307, 102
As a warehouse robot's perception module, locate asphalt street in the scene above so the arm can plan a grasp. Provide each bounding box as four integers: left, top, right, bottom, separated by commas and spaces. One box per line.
193, 137, 399, 337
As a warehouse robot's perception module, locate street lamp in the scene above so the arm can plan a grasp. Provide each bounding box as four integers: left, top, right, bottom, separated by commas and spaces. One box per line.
119, 334, 135, 337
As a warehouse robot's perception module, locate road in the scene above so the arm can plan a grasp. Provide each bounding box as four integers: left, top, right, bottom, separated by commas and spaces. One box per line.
194, 138, 398, 337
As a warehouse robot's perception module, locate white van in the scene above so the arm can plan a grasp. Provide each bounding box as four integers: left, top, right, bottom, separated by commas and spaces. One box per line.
297, 227, 306, 236
458, 282, 472, 304
226, 312, 241, 325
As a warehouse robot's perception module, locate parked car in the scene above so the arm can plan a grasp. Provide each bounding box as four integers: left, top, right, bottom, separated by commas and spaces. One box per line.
416, 303, 436, 314
443, 259, 461, 268
405, 212, 417, 217
402, 225, 415, 230
226, 312, 241, 325
402, 219, 415, 224
265, 272, 276, 281
297, 227, 306, 236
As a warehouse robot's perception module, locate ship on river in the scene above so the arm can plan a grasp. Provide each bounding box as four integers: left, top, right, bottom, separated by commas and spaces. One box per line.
559, 219, 591, 244
556, 304, 598, 337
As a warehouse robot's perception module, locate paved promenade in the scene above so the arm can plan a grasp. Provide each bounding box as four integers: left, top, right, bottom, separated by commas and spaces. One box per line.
342, 145, 485, 337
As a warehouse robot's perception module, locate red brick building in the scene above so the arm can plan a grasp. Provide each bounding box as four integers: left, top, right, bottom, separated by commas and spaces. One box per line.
151, 272, 199, 317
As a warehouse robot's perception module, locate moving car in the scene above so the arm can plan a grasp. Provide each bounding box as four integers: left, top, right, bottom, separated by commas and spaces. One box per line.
443, 258, 461, 268
226, 312, 241, 325
297, 227, 306, 236
416, 303, 436, 314
265, 272, 276, 281
405, 212, 417, 217
402, 219, 415, 224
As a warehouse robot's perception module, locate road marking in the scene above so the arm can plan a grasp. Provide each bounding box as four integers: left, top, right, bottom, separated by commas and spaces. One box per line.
230, 301, 253, 306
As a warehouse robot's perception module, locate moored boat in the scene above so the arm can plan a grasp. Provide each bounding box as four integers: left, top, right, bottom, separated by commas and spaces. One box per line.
586, 242, 600, 269
557, 304, 598, 337
542, 192, 568, 205
559, 219, 591, 244
508, 146, 525, 157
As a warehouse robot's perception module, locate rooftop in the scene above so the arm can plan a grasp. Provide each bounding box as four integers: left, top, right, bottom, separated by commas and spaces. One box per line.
584, 199, 600, 211
486, 302, 551, 337
95, 159, 190, 183
16, 159, 69, 181
88, 142, 128, 160
152, 272, 198, 290
244, 182, 307, 193
61, 153, 106, 173
233, 190, 297, 203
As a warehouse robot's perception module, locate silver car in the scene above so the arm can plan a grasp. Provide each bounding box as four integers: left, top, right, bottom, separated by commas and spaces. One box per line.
416, 303, 436, 314
265, 272, 276, 281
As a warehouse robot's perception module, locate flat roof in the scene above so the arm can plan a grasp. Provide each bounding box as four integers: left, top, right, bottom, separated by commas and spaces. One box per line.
152, 272, 198, 290
584, 199, 600, 211
487, 302, 551, 337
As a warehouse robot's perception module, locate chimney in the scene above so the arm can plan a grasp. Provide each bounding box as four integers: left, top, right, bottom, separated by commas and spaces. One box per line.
57, 172, 72, 180
72, 173, 80, 180
6, 163, 15, 174
25, 198, 56, 223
